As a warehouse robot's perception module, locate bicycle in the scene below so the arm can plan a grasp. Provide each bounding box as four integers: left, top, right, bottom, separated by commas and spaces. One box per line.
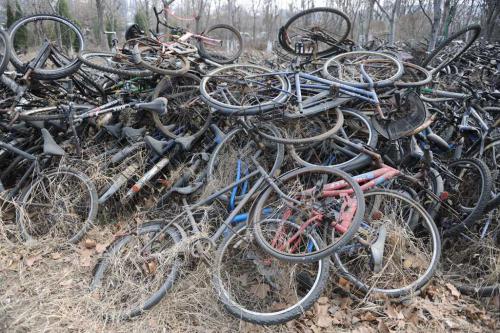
0, 129, 98, 244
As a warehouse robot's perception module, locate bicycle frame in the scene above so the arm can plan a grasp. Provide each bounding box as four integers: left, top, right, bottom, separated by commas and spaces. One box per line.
0, 141, 40, 199
219, 65, 384, 118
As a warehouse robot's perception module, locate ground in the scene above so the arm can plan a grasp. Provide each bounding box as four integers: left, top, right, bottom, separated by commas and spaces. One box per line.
0, 218, 498, 333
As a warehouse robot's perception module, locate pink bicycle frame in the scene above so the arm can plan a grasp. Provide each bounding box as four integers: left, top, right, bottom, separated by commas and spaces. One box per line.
270, 164, 400, 253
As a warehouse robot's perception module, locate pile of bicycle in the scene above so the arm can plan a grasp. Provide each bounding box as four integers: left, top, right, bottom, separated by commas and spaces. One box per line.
0, 2, 498, 326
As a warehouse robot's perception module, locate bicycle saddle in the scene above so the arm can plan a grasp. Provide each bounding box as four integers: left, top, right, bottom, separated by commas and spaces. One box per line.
122, 127, 145, 142
25, 120, 44, 130
175, 135, 196, 151
136, 97, 168, 116
104, 122, 123, 139
144, 135, 170, 156
41, 128, 65, 156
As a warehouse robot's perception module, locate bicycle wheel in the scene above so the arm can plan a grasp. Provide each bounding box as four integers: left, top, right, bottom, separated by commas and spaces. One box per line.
279, 7, 351, 57
441, 213, 499, 297
90, 222, 181, 320
251, 107, 344, 145
78, 51, 152, 77
473, 136, 500, 212
138, 46, 190, 75
252, 166, 365, 263
206, 124, 284, 204
151, 73, 212, 140
200, 64, 289, 114
0, 29, 11, 76
213, 221, 329, 325
289, 108, 377, 171
16, 168, 98, 244
9, 14, 84, 80
198, 24, 243, 64
422, 25, 481, 74
441, 158, 492, 235
332, 189, 441, 297
322, 51, 404, 88
394, 62, 432, 88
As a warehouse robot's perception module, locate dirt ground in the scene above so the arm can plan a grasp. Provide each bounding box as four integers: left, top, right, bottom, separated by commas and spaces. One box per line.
0, 215, 498, 333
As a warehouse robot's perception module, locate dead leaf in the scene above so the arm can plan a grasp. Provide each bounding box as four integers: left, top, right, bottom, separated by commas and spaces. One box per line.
445, 283, 461, 298
385, 304, 404, 320
360, 311, 377, 322
338, 277, 351, 291
79, 248, 94, 267
249, 284, 270, 299
377, 320, 390, 333
59, 279, 73, 287
144, 197, 155, 209
146, 260, 157, 274
50, 252, 62, 260
317, 296, 329, 305
314, 302, 333, 328
95, 243, 108, 253
84, 239, 96, 249
25, 255, 42, 267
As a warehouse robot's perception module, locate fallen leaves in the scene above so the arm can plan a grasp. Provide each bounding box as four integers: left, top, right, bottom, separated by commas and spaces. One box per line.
314, 297, 333, 328
249, 284, 270, 299
445, 283, 461, 298
24, 254, 42, 267
84, 239, 96, 249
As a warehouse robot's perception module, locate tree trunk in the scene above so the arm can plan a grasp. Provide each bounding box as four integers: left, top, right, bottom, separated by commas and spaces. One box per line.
96, 0, 106, 49
428, 0, 443, 52
388, 0, 401, 45
483, 0, 500, 41
364, 0, 375, 43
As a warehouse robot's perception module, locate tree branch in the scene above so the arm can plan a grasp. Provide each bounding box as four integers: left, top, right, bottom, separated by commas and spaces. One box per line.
418, 0, 433, 25
374, 0, 391, 20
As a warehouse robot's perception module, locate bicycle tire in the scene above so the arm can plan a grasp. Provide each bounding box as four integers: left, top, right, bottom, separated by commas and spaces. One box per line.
395, 62, 433, 88
90, 222, 181, 320
0, 29, 11, 76
198, 24, 243, 64
212, 221, 330, 325
138, 48, 190, 75
289, 108, 377, 171
8, 14, 84, 80
151, 73, 211, 139
252, 166, 365, 263
252, 107, 344, 145
322, 51, 404, 88
206, 124, 285, 203
199, 64, 290, 114
16, 167, 98, 244
332, 189, 441, 298
279, 7, 351, 57
78, 51, 152, 77
472, 136, 500, 213
422, 25, 481, 74
442, 158, 492, 236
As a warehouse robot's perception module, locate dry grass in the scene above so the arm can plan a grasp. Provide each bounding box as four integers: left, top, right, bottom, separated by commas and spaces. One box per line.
0, 153, 498, 333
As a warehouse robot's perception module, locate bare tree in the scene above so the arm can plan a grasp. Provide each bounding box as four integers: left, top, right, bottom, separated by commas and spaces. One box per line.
482, 0, 500, 41
428, 0, 444, 51
250, 0, 262, 44
374, 0, 402, 45
96, 0, 106, 48
364, 0, 375, 43
190, 0, 207, 33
